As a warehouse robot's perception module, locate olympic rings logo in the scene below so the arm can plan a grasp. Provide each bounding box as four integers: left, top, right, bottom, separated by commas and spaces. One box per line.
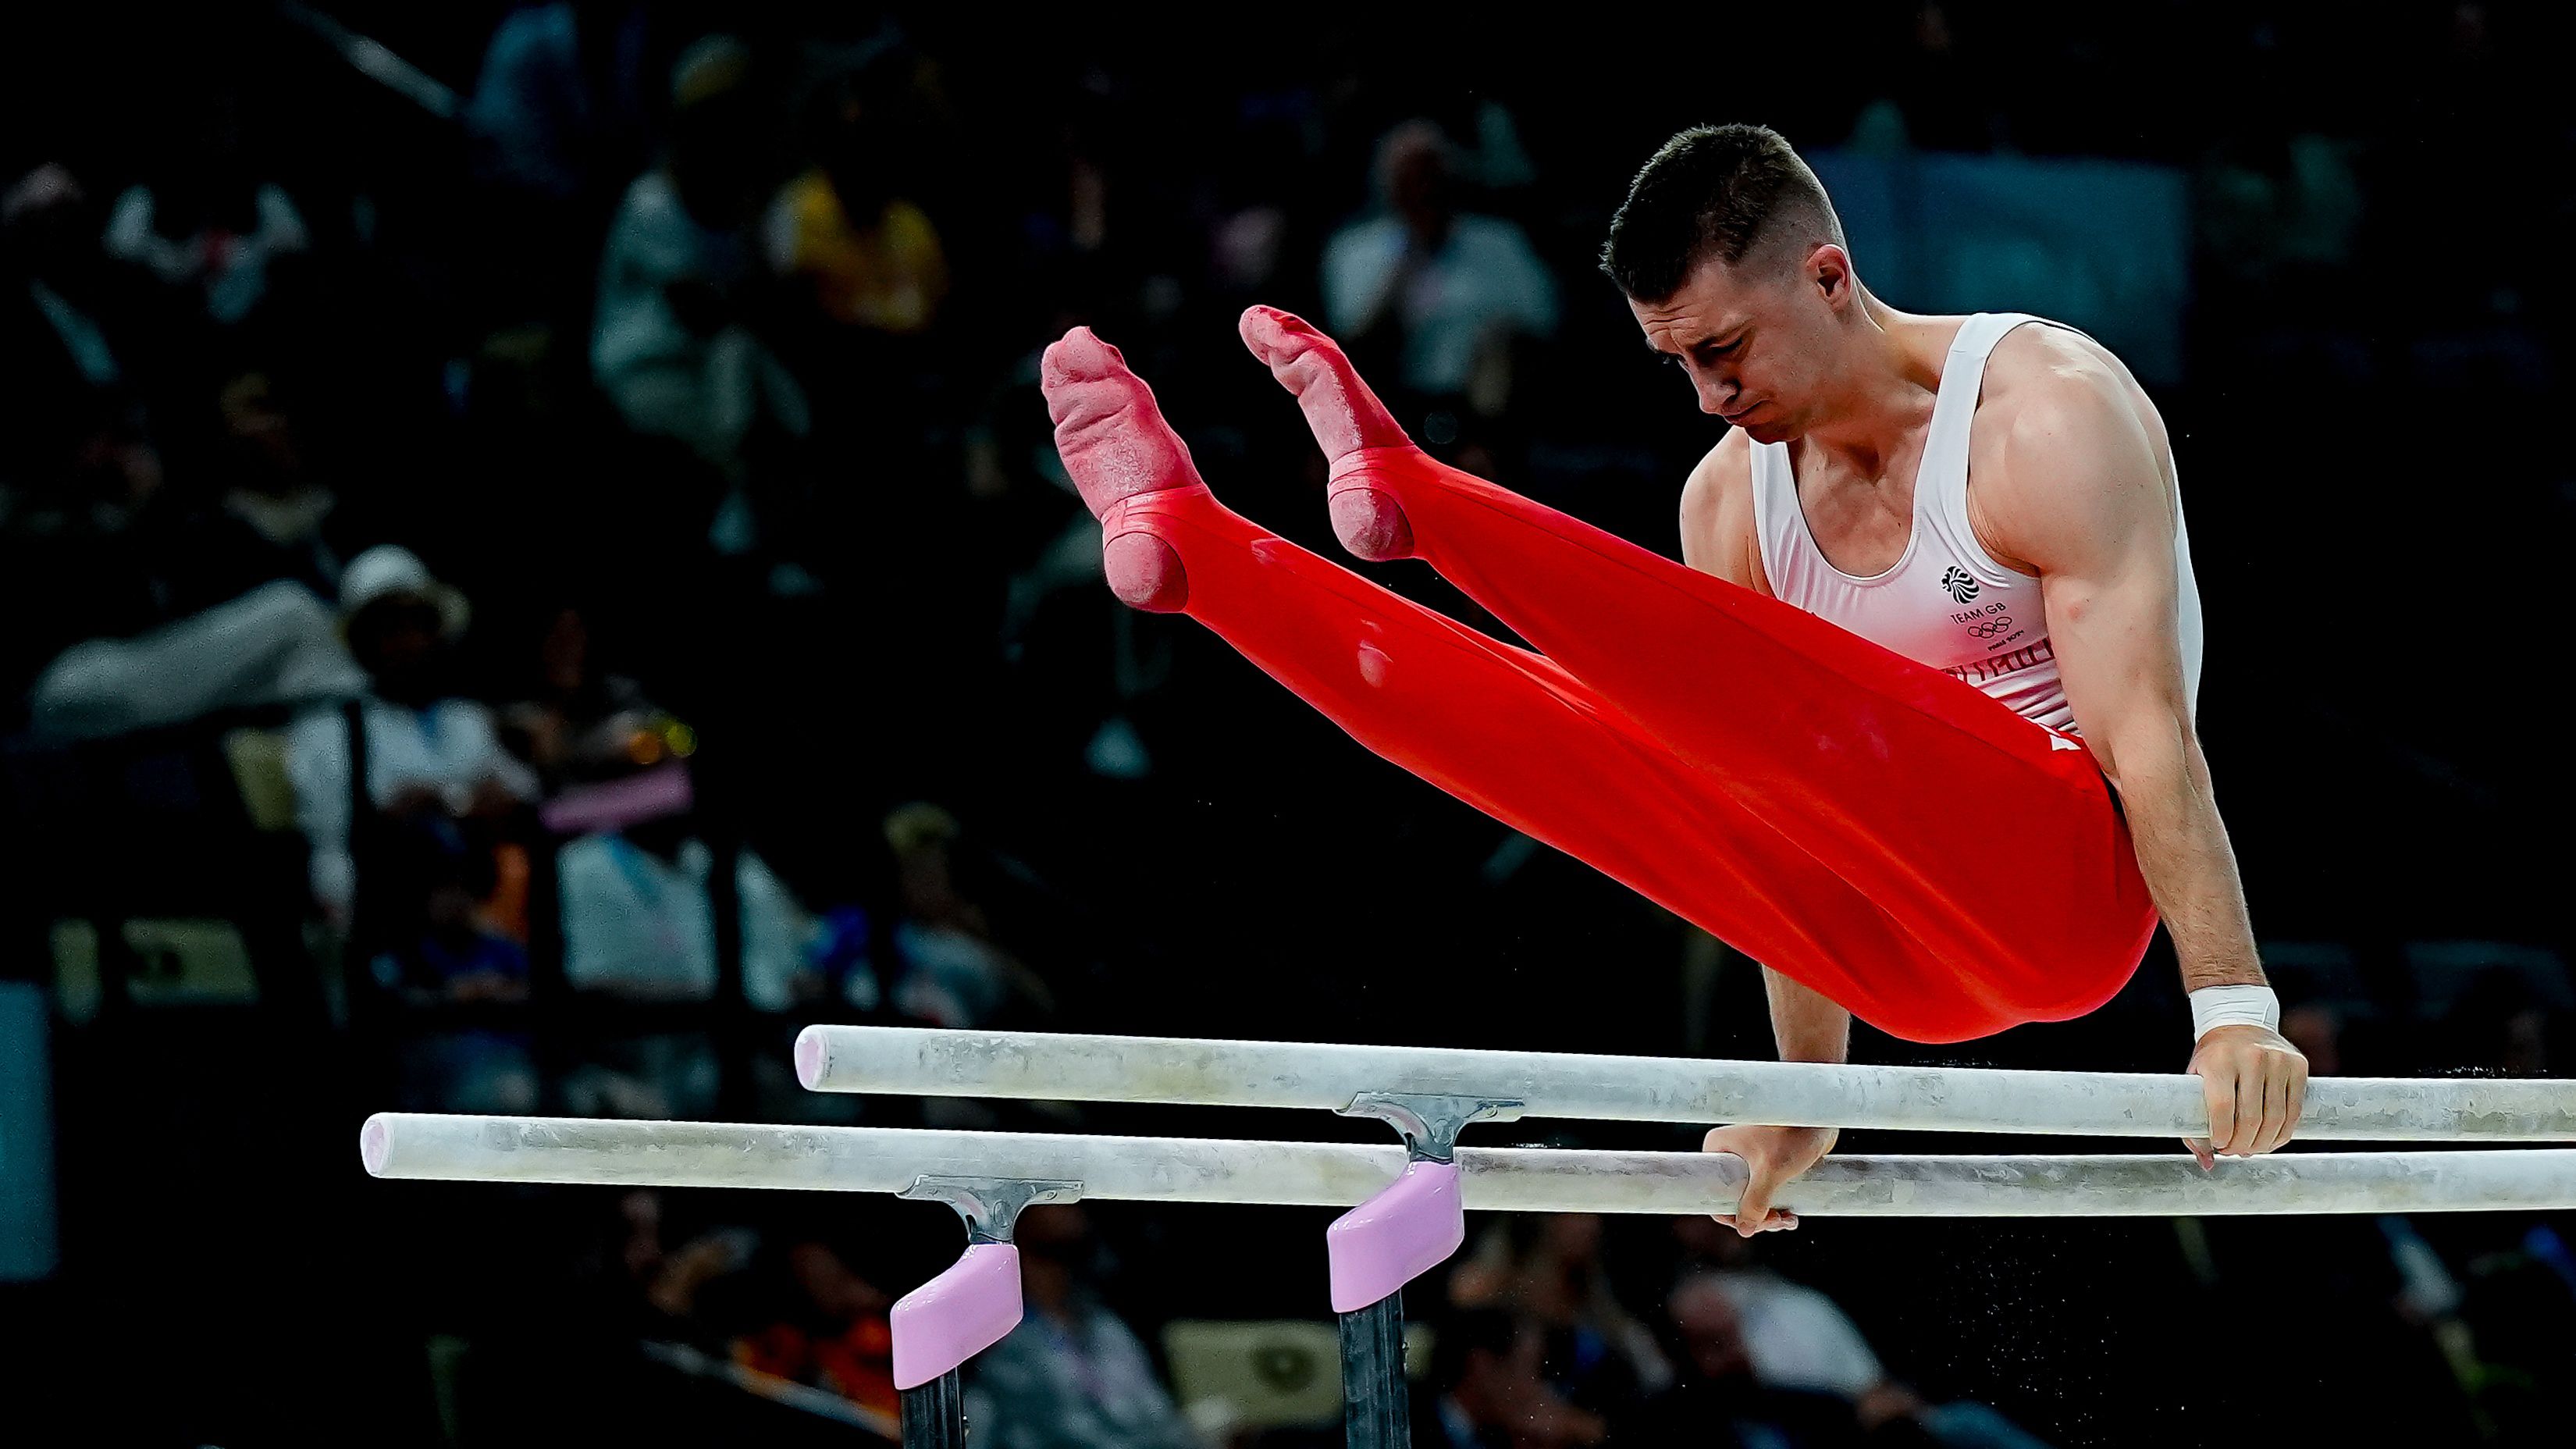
1968, 618, 2014, 639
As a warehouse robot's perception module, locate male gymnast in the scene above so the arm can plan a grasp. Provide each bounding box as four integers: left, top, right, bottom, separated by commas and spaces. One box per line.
1039, 123, 2307, 1235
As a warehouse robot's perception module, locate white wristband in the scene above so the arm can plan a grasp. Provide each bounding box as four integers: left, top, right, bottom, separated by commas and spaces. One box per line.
2189, 984, 2280, 1041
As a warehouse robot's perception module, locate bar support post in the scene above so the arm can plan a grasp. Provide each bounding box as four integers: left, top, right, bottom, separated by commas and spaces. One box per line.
891, 1176, 1081, 1448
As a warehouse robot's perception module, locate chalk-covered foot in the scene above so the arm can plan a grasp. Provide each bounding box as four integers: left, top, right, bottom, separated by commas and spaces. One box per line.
1237, 305, 1421, 562
1041, 326, 1197, 611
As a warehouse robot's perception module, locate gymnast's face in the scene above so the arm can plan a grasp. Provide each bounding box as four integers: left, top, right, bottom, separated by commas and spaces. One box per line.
1631, 244, 1856, 444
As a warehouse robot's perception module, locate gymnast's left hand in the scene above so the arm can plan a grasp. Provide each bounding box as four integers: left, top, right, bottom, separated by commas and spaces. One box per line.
1703, 1123, 1838, 1235
2185, 1025, 2307, 1166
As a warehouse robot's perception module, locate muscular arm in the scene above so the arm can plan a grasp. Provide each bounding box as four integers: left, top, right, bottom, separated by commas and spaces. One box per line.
1982, 381, 2253, 987
1681, 435, 1848, 1231
1983, 371, 2304, 1155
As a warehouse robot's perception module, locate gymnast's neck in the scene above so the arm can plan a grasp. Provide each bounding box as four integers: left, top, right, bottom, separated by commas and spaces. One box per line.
1791, 284, 1948, 480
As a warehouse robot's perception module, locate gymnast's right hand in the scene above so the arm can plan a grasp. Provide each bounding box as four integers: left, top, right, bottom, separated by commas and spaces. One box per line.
1703, 1123, 1837, 1237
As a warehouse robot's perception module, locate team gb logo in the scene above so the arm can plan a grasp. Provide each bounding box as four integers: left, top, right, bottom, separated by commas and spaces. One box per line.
1941, 566, 1981, 605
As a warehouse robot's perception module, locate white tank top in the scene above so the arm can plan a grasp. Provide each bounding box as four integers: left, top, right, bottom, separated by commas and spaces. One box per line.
1748, 312, 2202, 735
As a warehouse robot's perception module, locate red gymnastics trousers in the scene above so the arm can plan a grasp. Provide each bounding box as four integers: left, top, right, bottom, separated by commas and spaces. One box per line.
1049, 315, 2160, 1043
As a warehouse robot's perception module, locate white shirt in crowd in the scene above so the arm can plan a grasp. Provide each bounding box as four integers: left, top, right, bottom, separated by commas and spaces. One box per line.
286, 697, 540, 918
592, 170, 809, 472
103, 183, 310, 326
1713, 1270, 1885, 1398
556, 833, 813, 1012
1321, 212, 1559, 396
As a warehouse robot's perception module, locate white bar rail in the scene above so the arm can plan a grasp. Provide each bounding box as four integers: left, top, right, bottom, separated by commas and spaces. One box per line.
791, 1026, 2576, 1141
361, 1114, 2576, 1216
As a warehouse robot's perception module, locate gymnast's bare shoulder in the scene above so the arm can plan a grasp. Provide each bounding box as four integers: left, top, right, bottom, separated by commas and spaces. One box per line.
1678, 427, 1769, 594
1965, 322, 2180, 576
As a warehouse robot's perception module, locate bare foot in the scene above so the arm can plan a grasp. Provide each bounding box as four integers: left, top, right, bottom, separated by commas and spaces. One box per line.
1041, 326, 1197, 611
1236, 305, 1421, 562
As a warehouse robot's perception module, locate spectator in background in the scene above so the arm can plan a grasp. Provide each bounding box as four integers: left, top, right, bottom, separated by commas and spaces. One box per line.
555, 792, 830, 1014
464, 0, 657, 335
10, 394, 363, 741
964, 1205, 1200, 1449
1665, 1248, 1883, 1404
764, 59, 948, 338
498, 603, 659, 792
883, 803, 1053, 1029
286, 545, 537, 927
102, 179, 306, 329
1449, 1213, 1673, 1420
1414, 1308, 1607, 1448
375, 837, 531, 1006
1321, 120, 1556, 425
599, 1189, 760, 1350
592, 34, 810, 486
101, 91, 309, 329
208, 366, 346, 596
731, 1238, 901, 1418
465, 0, 653, 207
371, 817, 539, 1115
1632, 1273, 1888, 1447
1, 164, 152, 444
1663, 1225, 2053, 1449
546, 685, 873, 1118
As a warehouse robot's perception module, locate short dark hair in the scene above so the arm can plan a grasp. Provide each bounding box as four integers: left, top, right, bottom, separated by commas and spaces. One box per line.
1599, 124, 1845, 302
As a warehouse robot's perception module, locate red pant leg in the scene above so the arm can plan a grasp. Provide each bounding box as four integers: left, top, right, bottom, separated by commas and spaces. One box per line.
1333, 447, 2159, 1024
1110, 483, 2058, 1041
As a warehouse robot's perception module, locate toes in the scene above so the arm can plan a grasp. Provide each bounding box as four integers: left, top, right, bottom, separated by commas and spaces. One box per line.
1237, 305, 1409, 459
1236, 306, 1323, 371
1041, 326, 1123, 390
1040, 326, 1200, 516
1041, 329, 1132, 434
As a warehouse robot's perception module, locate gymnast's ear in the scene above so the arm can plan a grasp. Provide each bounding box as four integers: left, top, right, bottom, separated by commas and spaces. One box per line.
1805, 243, 1858, 309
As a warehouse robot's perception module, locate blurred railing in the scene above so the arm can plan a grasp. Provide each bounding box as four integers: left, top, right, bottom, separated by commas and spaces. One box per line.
641, 1340, 901, 1442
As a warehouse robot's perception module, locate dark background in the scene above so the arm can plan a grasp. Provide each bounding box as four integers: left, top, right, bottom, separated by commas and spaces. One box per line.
2, 3, 2572, 1447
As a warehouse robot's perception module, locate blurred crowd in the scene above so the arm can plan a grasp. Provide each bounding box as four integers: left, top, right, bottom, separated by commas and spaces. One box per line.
5, 4, 2575, 1447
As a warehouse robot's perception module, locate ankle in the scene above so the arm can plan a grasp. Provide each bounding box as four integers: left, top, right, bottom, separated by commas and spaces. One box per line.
1329, 444, 1431, 480
1099, 482, 1213, 532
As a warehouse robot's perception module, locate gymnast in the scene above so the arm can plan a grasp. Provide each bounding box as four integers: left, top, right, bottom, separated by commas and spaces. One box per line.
1039, 123, 2307, 1235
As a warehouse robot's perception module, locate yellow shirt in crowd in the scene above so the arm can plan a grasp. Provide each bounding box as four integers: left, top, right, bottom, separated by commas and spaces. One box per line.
767, 169, 948, 335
